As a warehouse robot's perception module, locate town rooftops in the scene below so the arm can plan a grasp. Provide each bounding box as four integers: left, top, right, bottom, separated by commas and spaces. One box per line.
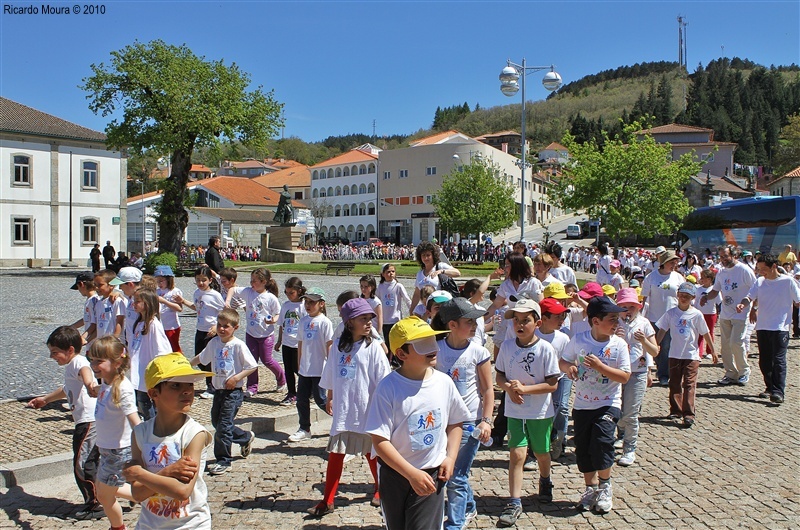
690, 173, 752, 194
127, 176, 304, 208
0, 96, 107, 142
639, 124, 715, 136
542, 141, 568, 151
310, 148, 379, 169
252, 165, 311, 188
409, 130, 473, 147
474, 130, 520, 140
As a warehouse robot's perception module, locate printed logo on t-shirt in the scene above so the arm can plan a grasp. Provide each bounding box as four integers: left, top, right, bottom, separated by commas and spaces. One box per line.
384, 293, 395, 307
677, 318, 690, 335
408, 408, 441, 451
284, 310, 300, 336
215, 345, 234, 375
304, 321, 318, 340
515, 347, 538, 377
337, 353, 356, 380
143, 441, 190, 519
446, 364, 467, 395
131, 328, 142, 354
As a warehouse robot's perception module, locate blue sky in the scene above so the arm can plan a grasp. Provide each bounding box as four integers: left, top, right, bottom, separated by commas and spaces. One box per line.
1, 1, 798, 143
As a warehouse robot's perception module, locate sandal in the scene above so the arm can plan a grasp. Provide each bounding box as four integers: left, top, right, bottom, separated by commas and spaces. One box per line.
306, 502, 334, 517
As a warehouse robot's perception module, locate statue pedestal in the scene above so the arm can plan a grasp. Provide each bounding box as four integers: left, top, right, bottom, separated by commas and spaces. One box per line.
261, 227, 320, 264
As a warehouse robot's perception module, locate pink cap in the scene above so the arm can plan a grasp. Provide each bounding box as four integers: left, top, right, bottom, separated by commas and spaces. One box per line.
578, 281, 604, 300
610, 259, 621, 268
615, 288, 642, 307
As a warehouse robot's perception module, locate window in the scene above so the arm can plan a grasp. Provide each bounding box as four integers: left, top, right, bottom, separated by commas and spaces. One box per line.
343, 187, 350, 196
412, 196, 424, 205
426, 167, 436, 176
320, 189, 326, 197
82, 161, 98, 189
82, 218, 98, 245
13, 155, 31, 186
426, 195, 433, 204
343, 206, 350, 216
397, 196, 410, 206
335, 206, 341, 217
312, 170, 319, 180
701, 153, 715, 162
13, 217, 32, 245
399, 169, 408, 179
359, 204, 366, 215
384, 171, 391, 180
368, 203, 375, 215
294, 191, 303, 199
359, 184, 367, 194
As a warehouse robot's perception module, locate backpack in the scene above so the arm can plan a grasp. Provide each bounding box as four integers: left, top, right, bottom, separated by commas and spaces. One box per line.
437, 263, 461, 297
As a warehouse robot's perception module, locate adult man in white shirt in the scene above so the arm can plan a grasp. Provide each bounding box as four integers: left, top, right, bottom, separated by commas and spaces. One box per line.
700, 246, 756, 386
736, 254, 800, 404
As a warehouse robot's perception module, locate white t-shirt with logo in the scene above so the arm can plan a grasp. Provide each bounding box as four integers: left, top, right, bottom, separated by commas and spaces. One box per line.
561, 331, 631, 410
713, 262, 756, 321
365, 369, 471, 470
278, 300, 306, 348
535, 328, 570, 359
129, 318, 172, 392
231, 287, 281, 339
193, 289, 225, 333
320, 338, 391, 436
363, 296, 383, 330
694, 285, 721, 315
435, 339, 491, 420
298, 314, 334, 377
746, 275, 800, 331
157, 287, 183, 331
63, 354, 97, 425
620, 315, 655, 372
95, 377, 137, 449
550, 264, 577, 285
197, 336, 257, 390
641, 270, 684, 322
94, 296, 124, 339
656, 306, 709, 361
496, 338, 560, 420
377, 281, 411, 325
133, 417, 211, 529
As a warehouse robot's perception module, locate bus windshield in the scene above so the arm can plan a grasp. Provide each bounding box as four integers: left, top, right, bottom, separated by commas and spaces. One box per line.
680, 196, 799, 255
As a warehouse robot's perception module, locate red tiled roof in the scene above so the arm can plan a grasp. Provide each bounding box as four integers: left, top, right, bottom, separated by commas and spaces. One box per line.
543, 142, 568, 151
639, 124, 714, 135
785, 166, 800, 178
252, 165, 311, 188
224, 159, 278, 170
409, 130, 470, 147
474, 130, 520, 140
0, 97, 107, 142
690, 173, 752, 194
310, 149, 378, 169
190, 164, 212, 173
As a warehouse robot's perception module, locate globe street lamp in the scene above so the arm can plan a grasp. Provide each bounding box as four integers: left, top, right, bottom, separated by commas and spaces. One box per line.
500, 59, 562, 241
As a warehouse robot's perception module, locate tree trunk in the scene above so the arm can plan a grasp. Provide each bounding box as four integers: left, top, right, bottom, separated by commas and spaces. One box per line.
158, 149, 192, 254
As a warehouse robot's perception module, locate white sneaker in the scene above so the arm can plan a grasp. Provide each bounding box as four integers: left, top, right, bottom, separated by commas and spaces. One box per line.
576, 485, 597, 511
613, 438, 624, 450
343, 454, 356, 464
276, 384, 288, 393
288, 429, 310, 442
595, 483, 613, 513
464, 508, 478, 525
199, 391, 214, 400
523, 456, 537, 471
618, 451, 636, 466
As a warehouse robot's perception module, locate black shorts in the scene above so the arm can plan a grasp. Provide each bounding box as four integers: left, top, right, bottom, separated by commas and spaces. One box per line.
573, 406, 620, 473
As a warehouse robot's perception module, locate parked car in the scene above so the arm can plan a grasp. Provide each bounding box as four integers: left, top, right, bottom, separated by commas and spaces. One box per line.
566, 224, 583, 239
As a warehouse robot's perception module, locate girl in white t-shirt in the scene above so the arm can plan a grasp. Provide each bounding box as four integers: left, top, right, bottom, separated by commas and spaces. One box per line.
308, 298, 391, 516
275, 277, 307, 406
359, 274, 384, 333
225, 268, 285, 398
175, 266, 225, 399
130, 288, 172, 420
376, 264, 411, 341
90, 336, 141, 530
155, 266, 183, 352
694, 270, 721, 362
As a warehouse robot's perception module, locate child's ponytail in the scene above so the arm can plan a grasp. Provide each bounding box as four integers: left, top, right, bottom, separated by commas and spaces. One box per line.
90, 336, 129, 406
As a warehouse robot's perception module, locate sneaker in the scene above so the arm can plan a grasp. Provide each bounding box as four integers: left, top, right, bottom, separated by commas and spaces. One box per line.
576, 485, 597, 511
737, 372, 750, 386
659, 377, 669, 386
74, 503, 105, 520
306, 502, 334, 517
667, 414, 682, 421
618, 452, 636, 466
241, 431, 255, 458
280, 396, 297, 406
758, 390, 771, 399
717, 376, 735, 385
276, 384, 288, 393
523, 456, 537, 471
538, 478, 554, 503
497, 502, 522, 527
613, 438, 624, 450
464, 507, 478, 525
594, 482, 613, 513
244, 390, 255, 399
683, 417, 695, 428
550, 432, 565, 460
771, 394, 784, 404
288, 429, 310, 442
343, 454, 356, 464
199, 390, 214, 399
207, 463, 230, 475
370, 492, 381, 508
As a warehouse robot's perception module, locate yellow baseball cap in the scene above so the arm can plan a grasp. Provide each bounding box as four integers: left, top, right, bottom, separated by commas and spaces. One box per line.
145, 352, 213, 390
389, 316, 448, 353
543, 282, 571, 300
602, 284, 617, 296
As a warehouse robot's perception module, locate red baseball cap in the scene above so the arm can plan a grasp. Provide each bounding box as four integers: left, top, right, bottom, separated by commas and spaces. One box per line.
539, 298, 568, 315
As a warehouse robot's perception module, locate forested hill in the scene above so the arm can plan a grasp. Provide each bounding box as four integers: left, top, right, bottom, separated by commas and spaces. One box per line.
192, 58, 799, 169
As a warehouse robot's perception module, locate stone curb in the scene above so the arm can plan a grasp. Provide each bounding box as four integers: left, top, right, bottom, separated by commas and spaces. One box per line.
0, 407, 327, 488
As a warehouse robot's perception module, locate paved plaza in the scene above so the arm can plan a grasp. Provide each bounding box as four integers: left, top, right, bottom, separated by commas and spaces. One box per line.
1, 268, 799, 528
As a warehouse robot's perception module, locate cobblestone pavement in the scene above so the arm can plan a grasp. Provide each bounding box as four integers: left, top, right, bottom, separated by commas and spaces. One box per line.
2, 332, 799, 528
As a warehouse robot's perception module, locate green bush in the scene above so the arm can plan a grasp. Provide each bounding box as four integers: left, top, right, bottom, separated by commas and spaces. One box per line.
143, 251, 178, 275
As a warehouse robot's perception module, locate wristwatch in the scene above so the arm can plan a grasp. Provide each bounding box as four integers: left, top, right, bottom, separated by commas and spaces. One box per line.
480, 416, 494, 427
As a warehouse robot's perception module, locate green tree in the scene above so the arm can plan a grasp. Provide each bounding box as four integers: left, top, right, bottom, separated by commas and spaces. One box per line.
774, 114, 800, 174
549, 122, 702, 244
81, 40, 282, 253
431, 158, 517, 237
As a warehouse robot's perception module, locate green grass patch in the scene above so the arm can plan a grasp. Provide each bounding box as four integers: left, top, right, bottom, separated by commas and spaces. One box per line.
222, 260, 499, 279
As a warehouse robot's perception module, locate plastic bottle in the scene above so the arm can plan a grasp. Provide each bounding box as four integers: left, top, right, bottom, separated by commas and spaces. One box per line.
465, 424, 493, 447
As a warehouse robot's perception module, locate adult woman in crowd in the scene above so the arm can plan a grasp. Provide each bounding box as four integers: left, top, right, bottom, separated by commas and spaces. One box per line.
408, 241, 461, 310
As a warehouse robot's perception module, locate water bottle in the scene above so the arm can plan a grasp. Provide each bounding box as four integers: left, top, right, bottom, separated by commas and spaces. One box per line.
465, 424, 493, 447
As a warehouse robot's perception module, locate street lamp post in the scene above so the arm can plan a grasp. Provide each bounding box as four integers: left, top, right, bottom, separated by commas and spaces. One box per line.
135, 179, 145, 255
499, 59, 562, 241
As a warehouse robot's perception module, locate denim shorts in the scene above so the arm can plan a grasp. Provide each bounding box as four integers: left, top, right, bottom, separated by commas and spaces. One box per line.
97, 446, 132, 487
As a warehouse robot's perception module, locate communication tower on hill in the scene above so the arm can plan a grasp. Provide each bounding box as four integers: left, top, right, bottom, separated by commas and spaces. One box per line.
677, 15, 688, 71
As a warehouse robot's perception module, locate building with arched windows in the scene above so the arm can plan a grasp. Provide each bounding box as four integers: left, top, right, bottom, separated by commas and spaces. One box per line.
310, 144, 379, 243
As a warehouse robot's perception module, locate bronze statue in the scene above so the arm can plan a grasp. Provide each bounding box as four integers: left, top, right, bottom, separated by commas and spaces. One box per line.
273, 184, 294, 225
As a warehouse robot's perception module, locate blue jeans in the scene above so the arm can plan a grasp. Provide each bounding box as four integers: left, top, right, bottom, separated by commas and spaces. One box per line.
618, 371, 648, 453
444, 422, 480, 530
211, 389, 250, 466
136, 390, 155, 421
651, 322, 671, 381
551, 376, 573, 440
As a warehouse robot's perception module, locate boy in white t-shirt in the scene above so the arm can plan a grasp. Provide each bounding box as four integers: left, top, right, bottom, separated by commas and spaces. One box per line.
656, 282, 714, 428
70, 271, 100, 346
495, 299, 560, 527
191, 308, 257, 475
27, 326, 101, 520
560, 298, 631, 515
365, 317, 471, 530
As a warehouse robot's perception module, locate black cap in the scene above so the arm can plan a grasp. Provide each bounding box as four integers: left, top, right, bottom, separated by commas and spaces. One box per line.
71, 271, 95, 290
586, 297, 626, 319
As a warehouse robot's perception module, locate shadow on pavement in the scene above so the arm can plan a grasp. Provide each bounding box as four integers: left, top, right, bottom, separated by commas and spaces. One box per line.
0, 486, 82, 528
